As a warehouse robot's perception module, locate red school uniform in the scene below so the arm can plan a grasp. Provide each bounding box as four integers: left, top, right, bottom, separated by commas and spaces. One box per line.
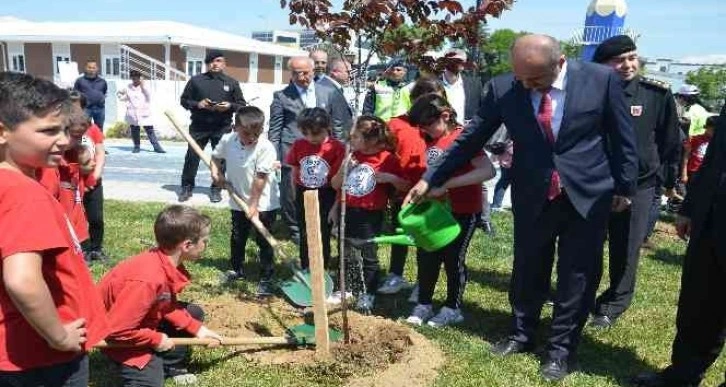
389, 115, 427, 184
424, 127, 483, 214
98, 248, 203, 369
0, 169, 108, 371
65, 124, 104, 188
286, 137, 346, 189
37, 161, 89, 242
344, 150, 405, 211
685, 134, 711, 173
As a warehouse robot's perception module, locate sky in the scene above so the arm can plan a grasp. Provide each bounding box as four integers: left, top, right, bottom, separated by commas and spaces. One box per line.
2, 0, 725, 61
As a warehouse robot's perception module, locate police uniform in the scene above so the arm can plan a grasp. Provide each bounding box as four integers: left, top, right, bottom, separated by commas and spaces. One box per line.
591, 36, 682, 325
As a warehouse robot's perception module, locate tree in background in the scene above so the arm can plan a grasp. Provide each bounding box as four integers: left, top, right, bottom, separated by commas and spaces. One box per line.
480, 28, 527, 76
685, 67, 726, 111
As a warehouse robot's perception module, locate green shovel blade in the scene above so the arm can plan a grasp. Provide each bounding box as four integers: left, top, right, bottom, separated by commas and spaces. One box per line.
288, 323, 343, 345
279, 270, 334, 307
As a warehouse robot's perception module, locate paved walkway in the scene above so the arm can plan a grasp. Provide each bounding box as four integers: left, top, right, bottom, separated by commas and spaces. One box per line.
102, 139, 511, 208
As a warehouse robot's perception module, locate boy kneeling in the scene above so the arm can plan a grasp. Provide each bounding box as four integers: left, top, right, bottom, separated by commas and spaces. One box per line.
99, 205, 222, 386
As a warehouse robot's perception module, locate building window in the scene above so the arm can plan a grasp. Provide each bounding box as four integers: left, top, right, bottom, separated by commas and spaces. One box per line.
10, 54, 25, 73
103, 56, 121, 77
186, 60, 203, 76
55, 55, 70, 74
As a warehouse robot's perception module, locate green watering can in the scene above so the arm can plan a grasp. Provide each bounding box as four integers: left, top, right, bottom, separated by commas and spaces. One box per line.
352, 200, 461, 252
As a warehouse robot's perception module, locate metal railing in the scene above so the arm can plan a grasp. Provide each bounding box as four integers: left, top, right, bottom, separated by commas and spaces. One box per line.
119, 44, 188, 82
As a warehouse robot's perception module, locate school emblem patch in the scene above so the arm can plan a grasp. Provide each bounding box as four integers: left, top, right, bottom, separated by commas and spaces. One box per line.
344, 163, 376, 197
299, 155, 330, 188
426, 146, 445, 166
631, 105, 643, 117
223, 84, 230, 92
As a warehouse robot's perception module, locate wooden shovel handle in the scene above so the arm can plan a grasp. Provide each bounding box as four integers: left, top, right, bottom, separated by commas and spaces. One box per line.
95, 336, 295, 348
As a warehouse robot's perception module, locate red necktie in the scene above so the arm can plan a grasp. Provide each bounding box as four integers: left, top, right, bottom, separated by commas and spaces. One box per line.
536, 88, 561, 200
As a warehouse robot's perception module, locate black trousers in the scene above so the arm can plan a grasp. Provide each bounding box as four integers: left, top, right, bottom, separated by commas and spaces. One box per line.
180, 128, 225, 188
644, 184, 663, 241
345, 208, 384, 295
230, 210, 277, 279
510, 193, 610, 361
279, 166, 299, 240
0, 355, 88, 387
296, 186, 335, 270
387, 200, 409, 277
661, 215, 726, 386
82, 182, 104, 253
595, 186, 655, 319
417, 212, 479, 309
116, 303, 204, 387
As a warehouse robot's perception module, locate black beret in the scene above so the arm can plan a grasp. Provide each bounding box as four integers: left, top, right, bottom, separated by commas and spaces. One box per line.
204, 49, 225, 64
592, 35, 637, 64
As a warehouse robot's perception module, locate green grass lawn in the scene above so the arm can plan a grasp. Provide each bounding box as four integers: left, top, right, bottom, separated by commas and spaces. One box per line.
89, 200, 725, 386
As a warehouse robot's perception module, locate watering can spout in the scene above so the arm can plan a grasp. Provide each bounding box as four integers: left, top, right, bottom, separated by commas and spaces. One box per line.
372, 233, 416, 247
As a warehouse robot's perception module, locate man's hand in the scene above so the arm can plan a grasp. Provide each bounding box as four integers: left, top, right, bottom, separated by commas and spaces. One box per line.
675, 215, 692, 241
197, 98, 212, 110
154, 333, 175, 352
196, 326, 223, 347
664, 187, 684, 201
48, 318, 87, 352
403, 180, 430, 207
214, 101, 231, 112
247, 205, 259, 220
611, 195, 632, 213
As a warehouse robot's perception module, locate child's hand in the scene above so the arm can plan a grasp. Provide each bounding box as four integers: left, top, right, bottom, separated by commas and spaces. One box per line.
376, 172, 396, 184
196, 326, 223, 347
49, 318, 87, 352
154, 333, 175, 352
247, 205, 259, 220
211, 172, 226, 186
327, 207, 338, 227
428, 186, 447, 198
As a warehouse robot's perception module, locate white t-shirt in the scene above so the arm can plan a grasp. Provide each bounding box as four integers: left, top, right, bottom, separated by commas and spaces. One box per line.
212, 134, 280, 212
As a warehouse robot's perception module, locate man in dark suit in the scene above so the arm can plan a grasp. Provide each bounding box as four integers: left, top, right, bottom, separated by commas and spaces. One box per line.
633, 113, 725, 387
318, 58, 355, 119
268, 56, 352, 243
404, 34, 638, 381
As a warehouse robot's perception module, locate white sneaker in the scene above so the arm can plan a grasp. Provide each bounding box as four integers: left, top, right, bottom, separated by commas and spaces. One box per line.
356, 294, 375, 313
377, 274, 409, 294
427, 306, 464, 327
407, 284, 420, 303
326, 291, 353, 305
405, 304, 434, 326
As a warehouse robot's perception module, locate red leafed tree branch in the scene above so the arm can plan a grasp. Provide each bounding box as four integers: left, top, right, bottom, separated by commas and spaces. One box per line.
280, 0, 515, 72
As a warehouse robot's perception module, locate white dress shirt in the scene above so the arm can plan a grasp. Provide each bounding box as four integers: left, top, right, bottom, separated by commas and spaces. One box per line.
442, 73, 466, 123
295, 82, 317, 108
530, 61, 568, 140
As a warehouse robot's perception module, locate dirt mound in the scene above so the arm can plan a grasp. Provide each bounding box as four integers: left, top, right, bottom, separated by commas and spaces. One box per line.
199, 294, 443, 386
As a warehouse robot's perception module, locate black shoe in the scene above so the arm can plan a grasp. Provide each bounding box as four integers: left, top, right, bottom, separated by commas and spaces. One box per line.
86, 250, 110, 262
256, 280, 274, 296
490, 339, 534, 356
589, 314, 615, 329
153, 146, 166, 153
221, 270, 246, 283
178, 186, 193, 202
209, 187, 222, 203
540, 357, 570, 382
480, 220, 496, 236
132, 147, 140, 153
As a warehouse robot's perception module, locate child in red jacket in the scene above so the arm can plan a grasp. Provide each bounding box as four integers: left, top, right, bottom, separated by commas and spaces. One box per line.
98, 205, 222, 386
0, 72, 108, 387
285, 108, 345, 270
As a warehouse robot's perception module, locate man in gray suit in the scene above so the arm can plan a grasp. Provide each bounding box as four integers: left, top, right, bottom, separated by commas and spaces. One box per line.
269, 56, 352, 243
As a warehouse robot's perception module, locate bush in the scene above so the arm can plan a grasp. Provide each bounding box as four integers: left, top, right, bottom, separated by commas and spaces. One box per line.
105, 121, 130, 138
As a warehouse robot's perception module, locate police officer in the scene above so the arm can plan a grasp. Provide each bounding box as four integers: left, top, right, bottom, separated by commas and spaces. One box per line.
362, 59, 412, 122
589, 35, 681, 328
179, 49, 246, 203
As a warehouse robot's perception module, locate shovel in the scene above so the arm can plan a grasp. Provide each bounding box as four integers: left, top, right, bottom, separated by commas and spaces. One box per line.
279, 268, 335, 307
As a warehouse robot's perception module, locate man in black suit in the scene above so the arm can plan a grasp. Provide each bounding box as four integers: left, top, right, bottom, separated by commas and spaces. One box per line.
404, 34, 638, 381
268, 56, 352, 243
633, 113, 725, 387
